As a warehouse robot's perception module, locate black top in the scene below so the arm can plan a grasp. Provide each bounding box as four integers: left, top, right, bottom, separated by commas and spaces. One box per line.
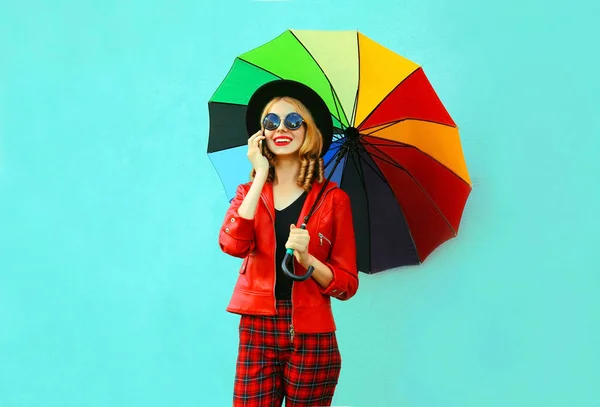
274, 192, 307, 300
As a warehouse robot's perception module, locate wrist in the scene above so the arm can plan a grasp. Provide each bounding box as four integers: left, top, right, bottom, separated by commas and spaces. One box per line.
300, 253, 314, 269
254, 168, 269, 180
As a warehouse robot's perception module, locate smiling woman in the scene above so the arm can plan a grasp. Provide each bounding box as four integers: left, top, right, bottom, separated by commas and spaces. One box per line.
254, 96, 325, 191
217, 80, 359, 406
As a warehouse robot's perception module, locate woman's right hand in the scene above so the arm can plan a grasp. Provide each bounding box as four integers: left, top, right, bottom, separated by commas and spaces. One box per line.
247, 130, 269, 174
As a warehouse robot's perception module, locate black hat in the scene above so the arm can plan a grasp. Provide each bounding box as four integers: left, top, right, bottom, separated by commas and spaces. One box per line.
245, 80, 333, 157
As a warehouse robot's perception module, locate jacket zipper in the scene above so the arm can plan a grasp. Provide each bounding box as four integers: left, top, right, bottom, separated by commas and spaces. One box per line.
290, 259, 295, 343
260, 194, 278, 316
318, 232, 331, 246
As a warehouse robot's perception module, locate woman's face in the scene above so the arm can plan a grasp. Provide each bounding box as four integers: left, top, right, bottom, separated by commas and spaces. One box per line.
263, 100, 306, 157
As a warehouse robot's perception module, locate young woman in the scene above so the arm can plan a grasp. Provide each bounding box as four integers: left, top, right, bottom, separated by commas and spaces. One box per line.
218, 80, 359, 406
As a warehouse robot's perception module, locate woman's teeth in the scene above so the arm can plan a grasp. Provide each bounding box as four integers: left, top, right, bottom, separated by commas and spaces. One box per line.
274, 138, 292, 145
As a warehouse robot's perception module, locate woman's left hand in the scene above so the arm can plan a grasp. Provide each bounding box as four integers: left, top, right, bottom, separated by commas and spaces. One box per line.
286, 224, 312, 268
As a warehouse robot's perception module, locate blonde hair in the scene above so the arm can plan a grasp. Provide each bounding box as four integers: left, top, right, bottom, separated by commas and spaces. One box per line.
250, 96, 325, 192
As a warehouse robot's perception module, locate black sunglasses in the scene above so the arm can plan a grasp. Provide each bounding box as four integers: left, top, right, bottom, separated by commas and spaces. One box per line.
262, 112, 304, 131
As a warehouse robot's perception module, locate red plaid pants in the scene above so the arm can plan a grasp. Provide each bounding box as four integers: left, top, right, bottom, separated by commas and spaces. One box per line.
233, 300, 342, 406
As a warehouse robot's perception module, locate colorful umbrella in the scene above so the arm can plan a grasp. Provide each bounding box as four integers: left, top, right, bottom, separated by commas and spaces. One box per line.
208, 29, 472, 275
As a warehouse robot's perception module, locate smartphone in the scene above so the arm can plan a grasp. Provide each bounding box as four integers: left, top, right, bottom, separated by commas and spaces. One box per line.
260, 131, 268, 156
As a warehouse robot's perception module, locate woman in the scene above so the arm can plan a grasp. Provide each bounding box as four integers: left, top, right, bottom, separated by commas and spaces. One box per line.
218, 80, 358, 406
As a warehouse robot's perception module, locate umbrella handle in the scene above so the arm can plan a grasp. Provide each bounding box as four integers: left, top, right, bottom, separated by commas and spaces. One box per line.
282, 250, 314, 281
281, 223, 314, 282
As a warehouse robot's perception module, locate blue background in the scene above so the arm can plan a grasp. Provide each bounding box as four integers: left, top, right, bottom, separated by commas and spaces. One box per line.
1, 0, 599, 406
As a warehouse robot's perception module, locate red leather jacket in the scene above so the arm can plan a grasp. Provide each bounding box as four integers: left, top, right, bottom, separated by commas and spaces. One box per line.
218, 179, 358, 333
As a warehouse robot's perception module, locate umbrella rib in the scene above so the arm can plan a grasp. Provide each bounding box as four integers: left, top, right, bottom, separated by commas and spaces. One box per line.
326, 135, 348, 154
328, 141, 345, 151
209, 57, 277, 103
348, 148, 372, 264
323, 145, 346, 171
234, 57, 285, 83
354, 67, 421, 130
361, 132, 472, 188
350, 146, 393, 186
330, 84, 347, 131
363, 120, 398, 134
336, 142, 352, 190
350, 30, 361, 127
355, 139, 458, 235
349, 146, 420, 259
288, 31, 350, 127
349, 145, 423, 253
362, 118, 457, 135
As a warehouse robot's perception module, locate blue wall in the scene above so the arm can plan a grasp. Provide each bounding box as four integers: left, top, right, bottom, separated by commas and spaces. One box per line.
1, 0, 599, 406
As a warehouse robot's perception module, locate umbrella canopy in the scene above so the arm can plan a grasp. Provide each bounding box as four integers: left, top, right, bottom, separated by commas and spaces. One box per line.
208, 29, 472, 274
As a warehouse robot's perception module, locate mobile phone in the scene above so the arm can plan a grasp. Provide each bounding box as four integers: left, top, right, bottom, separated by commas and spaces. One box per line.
260, 131, 267, 156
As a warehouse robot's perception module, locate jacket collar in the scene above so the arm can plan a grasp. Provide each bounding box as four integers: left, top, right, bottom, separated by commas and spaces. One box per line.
260, 179, 338, 227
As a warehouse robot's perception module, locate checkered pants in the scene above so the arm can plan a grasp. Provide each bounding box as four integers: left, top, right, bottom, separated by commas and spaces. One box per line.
233, 300, 342, 406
